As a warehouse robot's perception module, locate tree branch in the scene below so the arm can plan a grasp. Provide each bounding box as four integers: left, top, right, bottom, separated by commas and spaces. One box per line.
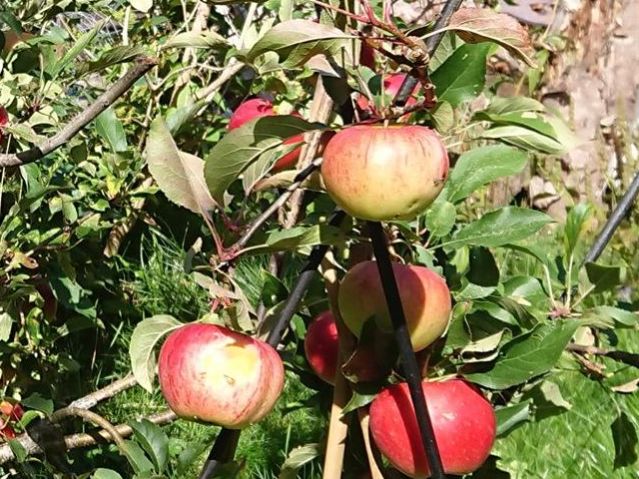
0, 409, 176, 464
0, 57, 158, 168
68, 374, 138, 410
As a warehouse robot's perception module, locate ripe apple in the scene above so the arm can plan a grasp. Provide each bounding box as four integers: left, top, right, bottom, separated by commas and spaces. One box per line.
321, 124, 449, 221
369, 379, 496, 477
338, 261, 451, 352
158, 323, 285, 429
228, 97, 304, 172
304, 310, 339, 385
0, 106, 7, 143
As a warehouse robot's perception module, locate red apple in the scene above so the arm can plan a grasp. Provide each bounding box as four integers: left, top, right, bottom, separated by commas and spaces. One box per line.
0, 425, 15, 440
338, 261, 451, 352
321, 124, 449, 221
0, 106, 7, 143
369, 379, 496, 477
228, 98, 304, 172
304, 310, 339, 385
227, 98, 275, 130
158, 323, 285, 429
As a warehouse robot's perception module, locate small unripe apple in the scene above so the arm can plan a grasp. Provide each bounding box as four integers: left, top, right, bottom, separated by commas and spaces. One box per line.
321, 124, 449, 221
338, 261, 451, 352
158, 323, 285, 429
369, 379, 496, 477
304, 310, 339, 385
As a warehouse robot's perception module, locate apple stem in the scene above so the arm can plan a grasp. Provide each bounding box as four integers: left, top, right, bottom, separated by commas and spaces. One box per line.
198, 210, 347, 479
367, 221, 448, 479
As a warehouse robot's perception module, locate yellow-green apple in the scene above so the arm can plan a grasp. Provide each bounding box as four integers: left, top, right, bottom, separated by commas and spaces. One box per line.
369, 379, 496, 477
338, 261, 451, 352
158, 323, 285, 429
321, 124, 449, 221
304, 310, 339, 385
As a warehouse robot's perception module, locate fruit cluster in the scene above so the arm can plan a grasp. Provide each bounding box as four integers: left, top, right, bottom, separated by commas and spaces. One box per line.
157, 101, 496, 477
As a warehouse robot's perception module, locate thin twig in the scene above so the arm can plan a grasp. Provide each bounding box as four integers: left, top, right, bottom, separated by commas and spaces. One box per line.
0, 57, 158, 168
567, 344, 639, 369
219, 160, 323, 264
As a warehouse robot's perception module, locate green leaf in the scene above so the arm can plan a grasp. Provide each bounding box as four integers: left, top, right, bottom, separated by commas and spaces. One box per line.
204, 115, 321, 204
146, 117, 216, 215
425, 199, 456, 237
585, 262, 622, 293
444, 207, 553, 249
0, 312, 14, 342
129, 315, 183, 393
244, 225, 346, 255
449, 7, 535, 66
612, 412, 638, 469
80, 45, 147, 75
483, 96, 546, 115
481, 125, 569, 154
47, 19, 106, 79
121, 440, 155, 475
431, 43, 492, 107
128, 0, 153, 12
278, 443, 321, 479
7, 439, 27, 463
129, 419, 169, 474
465, 320, 579, 389
584, 306, 638, 328
21, 392, 54, 415
430, 100, 454, 132
162, 31, 228, 50
0, 11, 23, 33
95, 108, 128, 153
92, 469, 124, 479
342, 390, 376, 415
245, 19, 352, 68
495, 400, 532, 436
564, 203, 592, 259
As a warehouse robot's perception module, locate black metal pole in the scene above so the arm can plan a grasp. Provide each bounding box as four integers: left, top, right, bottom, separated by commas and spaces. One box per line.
198, 210, 346, 479
393, 0, 464, 107
584, 170, 639, 265
368, 221, 447, 479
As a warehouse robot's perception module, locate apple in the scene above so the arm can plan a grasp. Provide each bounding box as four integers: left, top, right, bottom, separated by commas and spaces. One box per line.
227, 97, 304, 172
304, 310, 340, 385
338, 261, 451, 352
0, 106, 7, 143
369, 379, 496, 477
158, 323, 285, 429
321, 124, 449, 221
